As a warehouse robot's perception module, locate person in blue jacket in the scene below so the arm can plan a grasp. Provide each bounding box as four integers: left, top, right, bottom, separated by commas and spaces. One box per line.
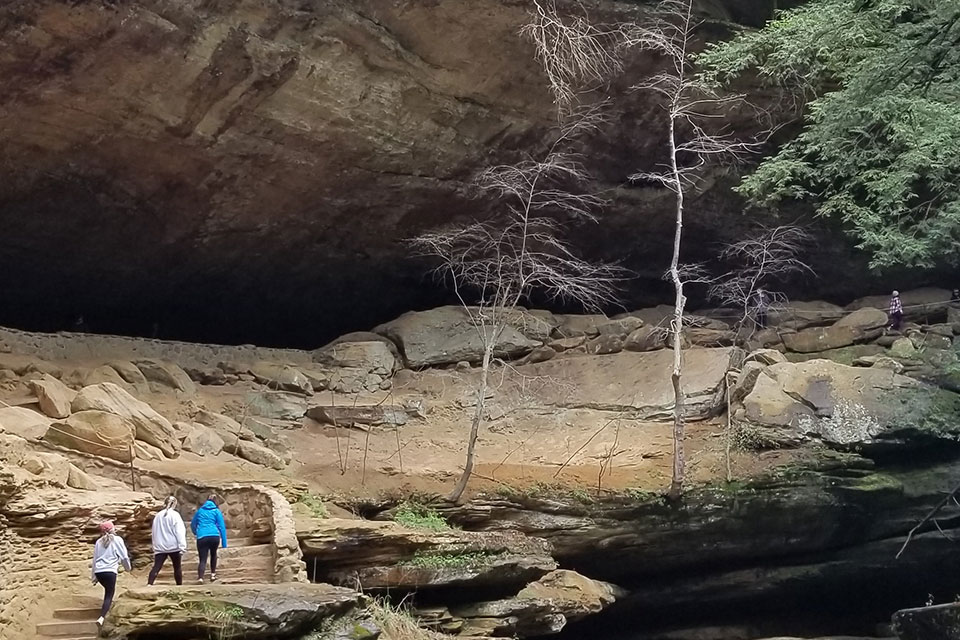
191, 494, 228, 583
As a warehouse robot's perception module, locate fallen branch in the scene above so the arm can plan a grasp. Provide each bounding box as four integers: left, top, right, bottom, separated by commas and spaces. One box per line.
895, 478, 960, 559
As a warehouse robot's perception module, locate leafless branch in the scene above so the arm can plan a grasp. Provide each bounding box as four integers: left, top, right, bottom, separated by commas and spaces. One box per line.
709, 225, 814, 336
522, 0, 627, 108
411, 3, 626, 503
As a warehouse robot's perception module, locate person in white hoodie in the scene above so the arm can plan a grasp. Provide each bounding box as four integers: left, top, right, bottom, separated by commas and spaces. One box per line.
147, 496, 187, 586
91, 520, 131, 629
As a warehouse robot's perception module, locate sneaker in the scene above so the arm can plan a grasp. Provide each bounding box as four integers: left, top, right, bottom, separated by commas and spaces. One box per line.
210, 573, 218, 583
197, 577, 204, 584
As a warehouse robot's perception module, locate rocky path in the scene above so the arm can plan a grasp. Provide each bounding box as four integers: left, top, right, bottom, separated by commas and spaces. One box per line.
34, 524, 275, 639
34, 595, 102, 640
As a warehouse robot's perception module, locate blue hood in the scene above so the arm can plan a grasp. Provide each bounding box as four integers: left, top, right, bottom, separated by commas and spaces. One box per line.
191, 500, 227, 547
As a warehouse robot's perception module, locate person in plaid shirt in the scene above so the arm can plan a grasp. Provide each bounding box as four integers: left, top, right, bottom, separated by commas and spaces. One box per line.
888, 290, 903, 330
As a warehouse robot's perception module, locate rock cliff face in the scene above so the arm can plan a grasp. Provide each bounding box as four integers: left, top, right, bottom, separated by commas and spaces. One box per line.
0, 0, 887, 347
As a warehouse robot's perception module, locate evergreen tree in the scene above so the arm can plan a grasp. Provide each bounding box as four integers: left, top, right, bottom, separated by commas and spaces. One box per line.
699, 0, 960, 270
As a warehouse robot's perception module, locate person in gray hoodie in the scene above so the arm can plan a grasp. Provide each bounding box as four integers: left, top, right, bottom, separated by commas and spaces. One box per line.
190, 495, 228, 583
148, 496, 187, 586
90, 520, 131, 629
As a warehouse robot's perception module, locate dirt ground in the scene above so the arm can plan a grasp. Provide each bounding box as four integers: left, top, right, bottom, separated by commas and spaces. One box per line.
2, 355, 802, 504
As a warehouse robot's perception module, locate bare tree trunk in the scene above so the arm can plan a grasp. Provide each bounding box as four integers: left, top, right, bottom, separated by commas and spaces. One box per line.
667, 116, 686, 500
449, 344, 493, 502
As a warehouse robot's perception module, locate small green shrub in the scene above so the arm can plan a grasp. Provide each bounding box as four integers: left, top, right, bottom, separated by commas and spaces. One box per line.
299, 492, 329, 519
393, 502, 453, 531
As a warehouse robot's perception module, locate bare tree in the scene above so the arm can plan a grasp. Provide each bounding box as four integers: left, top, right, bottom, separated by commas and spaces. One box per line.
413, 2, 624, 503
624, 0, 768, 498
709, 225, 814, 338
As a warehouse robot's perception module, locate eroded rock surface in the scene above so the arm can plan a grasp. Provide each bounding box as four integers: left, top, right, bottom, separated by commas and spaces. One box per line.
105, 583, 361, 640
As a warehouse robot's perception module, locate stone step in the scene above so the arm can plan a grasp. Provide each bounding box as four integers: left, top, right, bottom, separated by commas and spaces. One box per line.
35, 620, 99, 637
153, 574, 274, 586
51, 607, 100, 621
186, 536, 261, 548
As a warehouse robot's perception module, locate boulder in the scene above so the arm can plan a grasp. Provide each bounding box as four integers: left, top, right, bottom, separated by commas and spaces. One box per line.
552, 314, 608, 338
326, 366, 386, 394
299, 518, 556, 591
135, 441, 165, 461
66, 464, 100, 490
314, 340, 397, 375
66, 365, 131, 389
781, 325, 880, 354
916, 332, 953, 350
890, 337, 919, 359
685, 327, 737, 347
734, 359, 943, 447
596, 316, 644, 337
765, 300, 845, 329
133, 359, 196, 394
20, 451, 72, 485
374, 306, 540, 368
105, 584, 362, 640
518, 345, 558, 364
450, 570, 621, 637
744, 349, 787, 366
0, 354, 62, 377
225, 439, 286, 470
182, 424, 225, 456
501, 308, 559, 341
306, 405, 418, 428
926, 323, 955, 338
71, 383, 180, 458
29, 374, 76, 419
249, 363, 313, 395
623, 326, 666, 352
950, 305, 960, 333
620, 305, 730, 331
44, 410, 135, 462
584, 334, 623, 355
246, 392, 308, 421
852, 355, 905, 374
893, 602, 960, 640
0, 406, 53, 440
194, 410, 256, 442
834, 307, 888, 330
548, 336, 587, 352
108, 361, 149, 386
516, 347, 743, 420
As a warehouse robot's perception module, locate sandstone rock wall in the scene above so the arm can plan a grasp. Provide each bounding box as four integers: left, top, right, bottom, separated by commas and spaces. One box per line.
0, 326, 312, 368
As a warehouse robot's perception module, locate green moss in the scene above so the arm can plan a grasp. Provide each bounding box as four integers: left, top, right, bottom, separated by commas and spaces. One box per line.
493, 481, 595, 504
400, 550, 497, 569
298, 491, 329, 519
393, 502, 455, 531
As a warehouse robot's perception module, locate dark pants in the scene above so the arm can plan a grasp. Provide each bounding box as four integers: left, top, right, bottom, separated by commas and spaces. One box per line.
890, 311, 903, 330
147, 551, 182, 585
197, 536, 220, 578
95, 572, 117, 618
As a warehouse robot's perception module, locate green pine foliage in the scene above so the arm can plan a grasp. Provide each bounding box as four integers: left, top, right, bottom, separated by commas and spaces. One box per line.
699, 0, 960, 270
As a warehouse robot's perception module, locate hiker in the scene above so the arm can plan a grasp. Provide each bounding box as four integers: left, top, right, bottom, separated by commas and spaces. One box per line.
754, 288, 770, 329
148, 496, 186, 586
191, 495, 228, 584
90, 521, 131, 630
888, 290, 904, 330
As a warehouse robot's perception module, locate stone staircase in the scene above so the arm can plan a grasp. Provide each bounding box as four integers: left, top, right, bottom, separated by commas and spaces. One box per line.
34, 596, 102, 640
151, 527, 275, 586
35, 527, 275, 639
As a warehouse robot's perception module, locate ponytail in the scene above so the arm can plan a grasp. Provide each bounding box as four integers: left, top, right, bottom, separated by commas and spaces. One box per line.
164, 496, 178, 510
99, 531, 115, 548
